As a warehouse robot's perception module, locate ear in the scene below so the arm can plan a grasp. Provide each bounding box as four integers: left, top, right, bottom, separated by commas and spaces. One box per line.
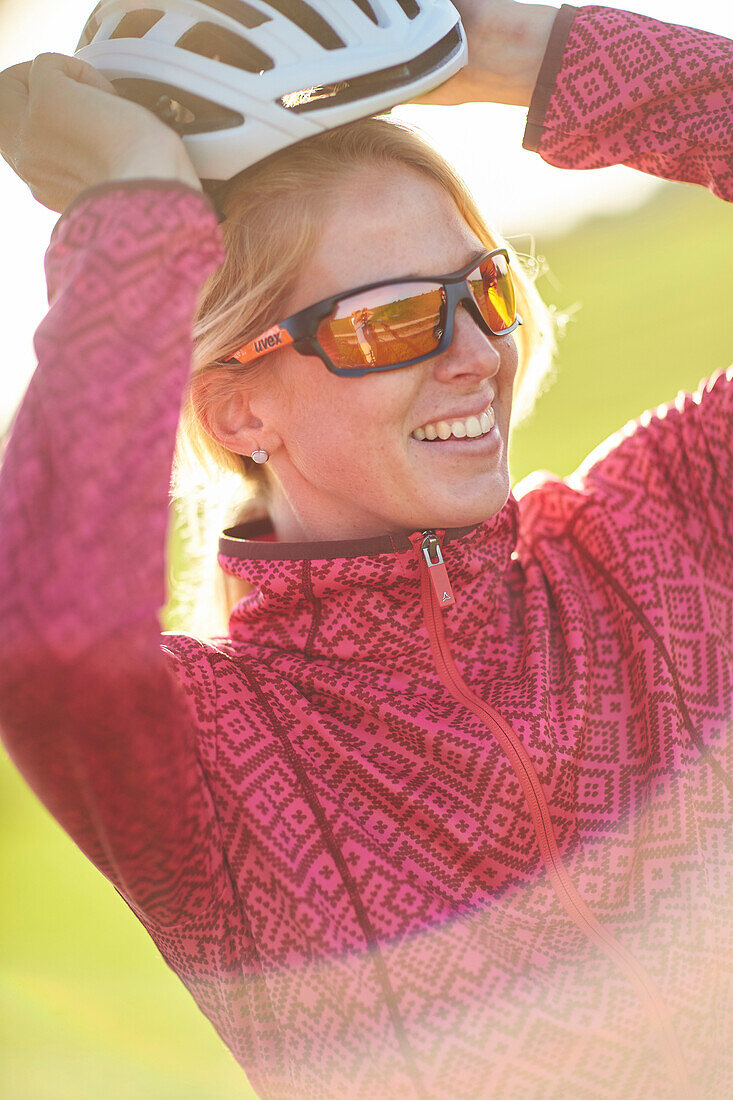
193, 374, 263, 455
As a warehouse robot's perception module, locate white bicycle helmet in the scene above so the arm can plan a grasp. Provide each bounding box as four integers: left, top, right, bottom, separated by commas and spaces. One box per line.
74, 1, 467, 184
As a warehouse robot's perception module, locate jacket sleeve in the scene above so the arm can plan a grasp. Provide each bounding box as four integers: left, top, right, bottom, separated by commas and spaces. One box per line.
523, 3, 733, 202
569, 366, 732, 592
521, 7, 732, 580
0, 180, 232, 930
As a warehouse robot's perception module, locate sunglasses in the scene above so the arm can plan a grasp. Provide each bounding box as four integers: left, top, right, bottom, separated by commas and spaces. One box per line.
223, 248, 522, 378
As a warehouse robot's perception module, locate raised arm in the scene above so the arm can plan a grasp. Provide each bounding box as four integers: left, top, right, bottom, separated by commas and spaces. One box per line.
0, 56, 230, 928
412, 1, 733, 202
523, 3, 733, 201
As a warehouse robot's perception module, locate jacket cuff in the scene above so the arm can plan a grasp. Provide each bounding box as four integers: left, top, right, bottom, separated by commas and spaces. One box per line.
54, 177, 221, 237
522, 4, 580, 153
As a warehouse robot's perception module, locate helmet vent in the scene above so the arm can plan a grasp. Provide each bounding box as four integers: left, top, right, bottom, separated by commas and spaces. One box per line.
110, 77, 244, 134
76, 1, 103, 50
263, 1, 346, 51
396, 0, 420, 18
191, 0, 271, 30
110, 11, 165, 39
349, 0, 379, 24
279, 23, 461, 111
177, 22, 274, 72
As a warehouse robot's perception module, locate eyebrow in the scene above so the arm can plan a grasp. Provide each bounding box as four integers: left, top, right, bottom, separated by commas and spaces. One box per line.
413, 246, 486, 281
396, 246, 489, 283
424, 246, 487, 278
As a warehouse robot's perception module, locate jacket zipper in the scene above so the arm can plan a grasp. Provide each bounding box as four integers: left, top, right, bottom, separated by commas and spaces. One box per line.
420, 530, 455, 608
413, 528, 696, 1100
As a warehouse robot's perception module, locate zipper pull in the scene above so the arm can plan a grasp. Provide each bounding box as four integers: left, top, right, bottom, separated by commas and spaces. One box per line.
421, 530, 455, 609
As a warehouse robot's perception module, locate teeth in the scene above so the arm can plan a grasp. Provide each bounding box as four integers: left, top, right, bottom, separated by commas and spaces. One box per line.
411, 405, 495, 442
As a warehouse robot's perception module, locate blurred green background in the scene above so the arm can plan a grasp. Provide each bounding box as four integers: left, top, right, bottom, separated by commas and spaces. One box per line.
1, 180, 731, 1099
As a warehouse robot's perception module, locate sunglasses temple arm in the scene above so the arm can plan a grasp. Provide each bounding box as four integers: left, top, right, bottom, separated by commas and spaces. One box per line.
227, 324, 295, 366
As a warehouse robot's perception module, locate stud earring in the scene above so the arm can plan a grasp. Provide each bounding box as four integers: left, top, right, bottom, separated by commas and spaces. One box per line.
250, 449, 269, 464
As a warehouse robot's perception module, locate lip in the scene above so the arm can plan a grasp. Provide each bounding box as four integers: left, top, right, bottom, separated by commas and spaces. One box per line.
412, 395, 494, 435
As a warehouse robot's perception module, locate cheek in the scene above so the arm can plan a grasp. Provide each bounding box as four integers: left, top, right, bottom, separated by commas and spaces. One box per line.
299, 396, 392, 469
502, 334, 519, 380
280, 364, 414, 477
274, 361, 352, 449
498, 336, 519, 413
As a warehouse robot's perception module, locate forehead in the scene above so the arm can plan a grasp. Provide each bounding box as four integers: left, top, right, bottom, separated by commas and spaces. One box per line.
284, 163, 484, 314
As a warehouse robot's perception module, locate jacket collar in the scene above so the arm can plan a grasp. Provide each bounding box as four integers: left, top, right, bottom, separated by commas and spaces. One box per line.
217, 494, 519, 662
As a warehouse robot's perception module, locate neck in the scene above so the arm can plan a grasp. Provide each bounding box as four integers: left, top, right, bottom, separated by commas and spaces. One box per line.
266, 479, 408, 544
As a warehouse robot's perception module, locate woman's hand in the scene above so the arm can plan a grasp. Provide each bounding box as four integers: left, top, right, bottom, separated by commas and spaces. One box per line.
0, 52, 202, 215
409, 0, 558, 108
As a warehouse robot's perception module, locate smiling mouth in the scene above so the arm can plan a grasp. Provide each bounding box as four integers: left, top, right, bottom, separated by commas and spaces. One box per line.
411, 405, 495, 442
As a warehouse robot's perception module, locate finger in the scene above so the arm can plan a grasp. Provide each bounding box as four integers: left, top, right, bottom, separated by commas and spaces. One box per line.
0, 61, 31, 143
29, 52, 118, 97
0, 59, 32, 91
58, 54, 120, 97
26, 53, 122, 143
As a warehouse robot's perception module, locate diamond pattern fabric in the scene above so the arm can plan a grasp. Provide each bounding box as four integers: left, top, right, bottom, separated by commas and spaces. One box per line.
0, 6, 731, 1099
524, 3, 733, 200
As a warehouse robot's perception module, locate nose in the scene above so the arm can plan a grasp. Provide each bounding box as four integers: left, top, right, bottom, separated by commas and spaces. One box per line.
431, 300, 502, 384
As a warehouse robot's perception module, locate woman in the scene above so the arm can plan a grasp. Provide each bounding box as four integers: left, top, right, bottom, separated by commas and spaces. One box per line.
0, 2, 730, 1098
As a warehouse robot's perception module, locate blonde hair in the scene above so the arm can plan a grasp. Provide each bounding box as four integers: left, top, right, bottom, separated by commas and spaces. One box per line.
169, 114, 557, 639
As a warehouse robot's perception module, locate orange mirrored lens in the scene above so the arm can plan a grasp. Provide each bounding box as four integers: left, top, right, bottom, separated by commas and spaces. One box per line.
469, 253, 515, 332
317, 282, 445, 370
316, 256, 515, 371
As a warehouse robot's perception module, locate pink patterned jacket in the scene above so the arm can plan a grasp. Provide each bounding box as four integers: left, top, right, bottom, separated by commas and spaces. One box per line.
1, 5, 731, 1099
